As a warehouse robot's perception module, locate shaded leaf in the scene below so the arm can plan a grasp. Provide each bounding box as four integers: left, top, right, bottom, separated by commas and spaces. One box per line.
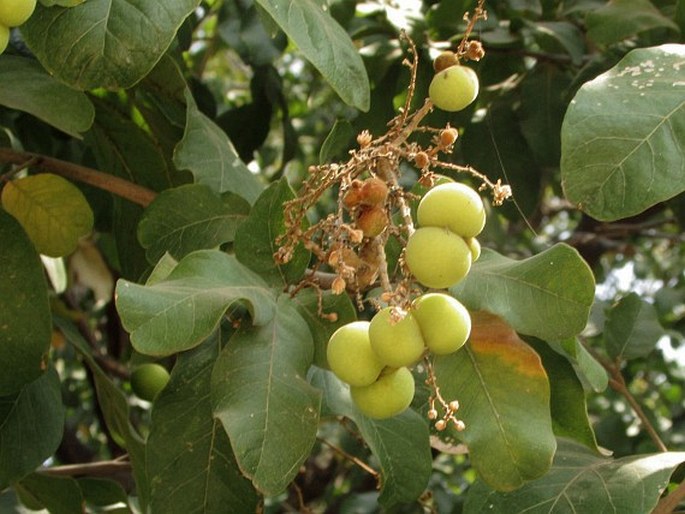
2, 174, 93, 257
174, 90, 263, 204
211, 296, 320, 496
435, 312, 556, 491
77, 478, 128, 508
0, 369, 64, 489
586, 0, 680, 46
254, 0, 370, 111
147, 335, 258, 513
465, 438, 685, 513
14, 474, 82, 514
0, 55, 93, 138
22, 0, 200, 90
116, 250, 276, 356
561, 44, 685, 221
605, 292, 664, 360
311, 368, 432, 508
0, 210, 50, 395
234, 179, 310, 287
552, 338, 609, 393
451, 245, 595, 341
319, 118, 355, 164
138, 184, 250, 263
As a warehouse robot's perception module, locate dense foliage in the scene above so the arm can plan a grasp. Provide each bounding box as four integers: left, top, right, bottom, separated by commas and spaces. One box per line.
0, 0, 684, 513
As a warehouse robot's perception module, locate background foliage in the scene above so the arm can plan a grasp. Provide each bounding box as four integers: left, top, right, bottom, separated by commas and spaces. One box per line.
1, 0, 684, 512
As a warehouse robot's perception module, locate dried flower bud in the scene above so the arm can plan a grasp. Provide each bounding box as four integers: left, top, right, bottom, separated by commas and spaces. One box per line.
428, 409, 439, 420
433, 51, 459, 73
465, 40, 485, 61
343, 180, 364, 209
435, 419, 447, 431
356, 206, 389, 239
360, 178, 389, 207
439, 127, 459, 147
332, 276, 346, 295
357, 130, 373, 148
414, 151, 430, 169
449, 400, 460, 412
349, 229, 364, 243
453, 419, 466, 431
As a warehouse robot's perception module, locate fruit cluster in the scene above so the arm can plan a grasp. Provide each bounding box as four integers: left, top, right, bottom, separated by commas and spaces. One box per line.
327, 291, 471, 419
0, 0, 37, 54
406, 182, 485, 289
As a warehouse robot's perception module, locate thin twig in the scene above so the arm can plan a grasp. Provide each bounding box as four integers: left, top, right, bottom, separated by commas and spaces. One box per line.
39, 458, 131, 478
317, 437, 379, 479
653, 479, 685, 514
0, 147, 157, 207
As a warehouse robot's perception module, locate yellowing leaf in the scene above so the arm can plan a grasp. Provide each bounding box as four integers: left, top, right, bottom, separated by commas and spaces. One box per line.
1, 174, 94, 257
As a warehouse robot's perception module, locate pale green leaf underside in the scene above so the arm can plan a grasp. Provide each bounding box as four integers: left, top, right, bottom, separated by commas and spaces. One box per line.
561, 44, 685, 221
22, 0, 200, 90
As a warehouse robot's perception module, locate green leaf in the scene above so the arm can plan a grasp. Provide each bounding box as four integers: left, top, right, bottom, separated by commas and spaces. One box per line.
174, 90, 263, 204
2, 174, 93, 257
138, 184, 250, 263
605, 293, 664, 360
319, 118, 355, 164
0, 209, 50, 395
14, 474, 82, 514
22, 0, 201, 90
465, 439, 685, 513
527, 339, 599, 451
234, 179, 310, 287
254, 0, 370, 111
435, 312, 556, 491
291, 288, 357, 369
552, 338, 609, 393
586, 0, 680, 46
311, 368, 432, 508
0, 55, 94, 138
561, 44, 685, 221
211, 295, 320, 496
526, 21, 585, 65
147, 335, 258, 512
77, 478, 128, 508
0, 369, 64, 489
451, 245, 595, 341
116, 250, 275, 356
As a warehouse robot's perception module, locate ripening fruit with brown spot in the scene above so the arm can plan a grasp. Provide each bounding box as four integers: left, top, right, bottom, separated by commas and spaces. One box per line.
433, 51, 459, 73
429, 65, 479, 112
356, 206, 389, 238
414, 151, 430, 169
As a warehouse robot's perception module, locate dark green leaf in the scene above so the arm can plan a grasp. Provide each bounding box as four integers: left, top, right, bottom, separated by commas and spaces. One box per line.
526, 21, 586, 65
435, 312, 556, 491
0, 55, 93, 137
234, 179, 310, 286
465, 439, 685, 513
14, 474, 82, 514
561, 45, 685, 221
147, 335, 258, 512
0, 369, 64, 489
551, 338, 609, 393
254, 0, 370, 111
22, 0, 201, 90
211, 296, 320, 496
311, 368, 432, 507
138, 184, 250, 263
77, 478, 128, 508
319, 118, 355, 164
0, 209, 50, 395
173, 90, 263, 204
586, 0, 680, 46
451, 245, 595, 341
116, 250, 276, 356
605, 293, 664, 360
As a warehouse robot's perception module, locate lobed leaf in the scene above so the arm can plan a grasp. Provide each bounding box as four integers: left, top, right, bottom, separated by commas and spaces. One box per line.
211, 296, 320, 496
147, 335, 258, 513
465, 438, 685, 513
561, 44, 685, 221
0, 210, 51, 394
451, 245, 595, 341
434, 312, 556, 491
116, 250, 276, 356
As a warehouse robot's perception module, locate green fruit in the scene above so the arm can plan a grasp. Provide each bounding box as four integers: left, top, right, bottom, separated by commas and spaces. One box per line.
369, 307, 425, 368
131, 363, 170, 402
327, 321, 384, 386
351, 367, 415, 419
417, 182, 486, 238
429, 65, 479, 112
0, 0, 36, 27
0, 24, 8, 54
467, 237, 481, 261
412, 293, 471, 355
405, 227, 471, 289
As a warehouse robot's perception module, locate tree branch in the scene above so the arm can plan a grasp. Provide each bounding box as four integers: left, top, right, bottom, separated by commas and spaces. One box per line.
39, 458, 131, 478
0, 147, 157, 207
653, 478, 685, 514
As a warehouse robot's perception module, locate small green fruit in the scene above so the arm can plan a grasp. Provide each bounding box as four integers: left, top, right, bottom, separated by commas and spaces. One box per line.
0, 25, 9, 54
466, 237, 481, 261
405, 227, 471, 289
131, 363, 170, 402
412, 293, 471, 355
0, 0, 36, 27
351, 367, 415, 419
327, 321, 384, 386
417, 182, 486, 238
429, 65, 479, 112
369, 307, 425, 368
